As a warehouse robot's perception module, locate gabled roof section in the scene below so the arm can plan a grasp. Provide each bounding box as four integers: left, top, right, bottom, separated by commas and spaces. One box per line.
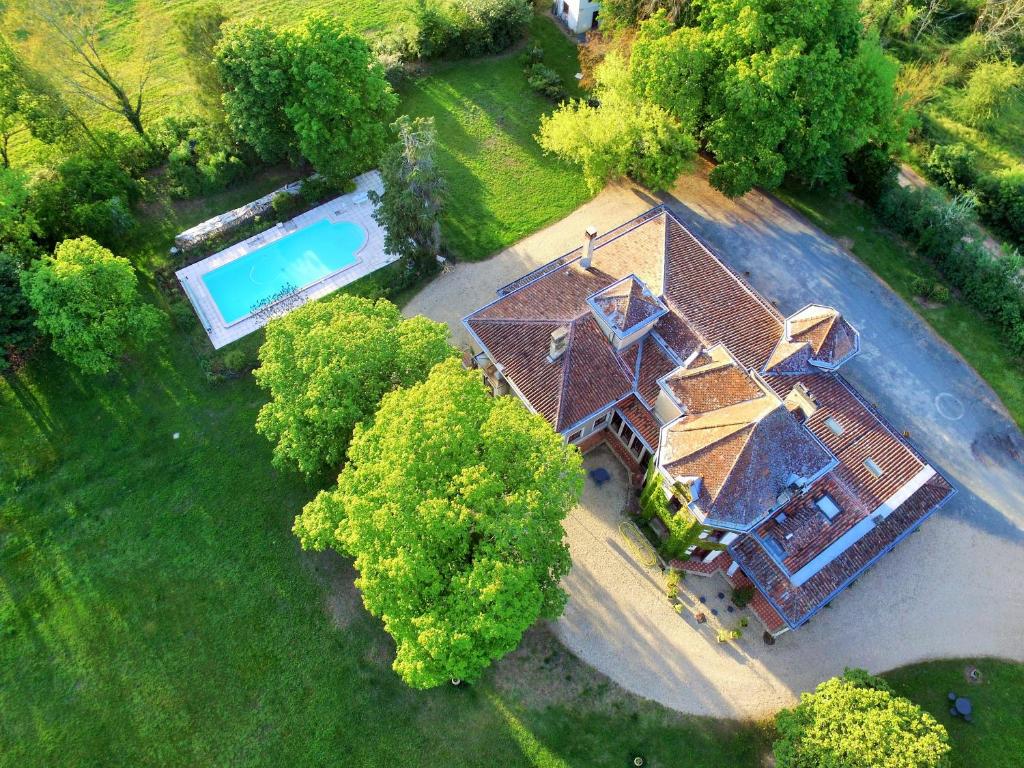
765, 305, 860, 374
660, 382, 835, 530
662, 344, 764, 415
662, 214, 784, 370
588, 275, 667, 337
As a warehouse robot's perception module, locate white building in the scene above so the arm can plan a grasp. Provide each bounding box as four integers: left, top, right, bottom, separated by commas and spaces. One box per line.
552, 0, 601, 35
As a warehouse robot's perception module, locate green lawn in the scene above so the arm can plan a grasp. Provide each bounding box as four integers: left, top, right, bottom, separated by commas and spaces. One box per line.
399, 16, 590, 260
0, 187, 767, 767
777, 186, 1024, 431
886, 659, 1024, 768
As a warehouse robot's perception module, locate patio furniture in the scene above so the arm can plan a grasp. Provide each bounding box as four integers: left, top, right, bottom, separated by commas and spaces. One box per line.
948, 692, 957, 701
589, 467, 611, 486
955, 697, 972, 717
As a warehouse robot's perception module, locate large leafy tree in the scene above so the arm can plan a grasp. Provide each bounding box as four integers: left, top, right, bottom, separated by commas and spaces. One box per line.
285, 15, 397, 183
774, 669, 951, 768
0, 167, 41, 266
20, 237, 162, 374
254, 295, 455, 476
538, 52, 696, 192
215, 20, 297, 163
0, 254, 36, 370
631, 2, 905, 197
369, 116, 447, 277
294, 359, 584, 688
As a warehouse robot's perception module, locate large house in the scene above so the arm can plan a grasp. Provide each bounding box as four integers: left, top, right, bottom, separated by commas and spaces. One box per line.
462, 207, 956, 637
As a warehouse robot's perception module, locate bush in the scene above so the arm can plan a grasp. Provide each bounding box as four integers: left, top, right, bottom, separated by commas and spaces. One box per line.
910, 275, 950, 304
845, 143, 898, 206
924, 143, 978, 195
299, 175, 338, 205
956, 60, 1021, 127
271, 191, 299, 217
415, 0, 532, 59
979, 166, 1024, 240
525, 63, 567, 101
155, 116, 251, 199
221, 348, 251, 374
731, 585, 755, 608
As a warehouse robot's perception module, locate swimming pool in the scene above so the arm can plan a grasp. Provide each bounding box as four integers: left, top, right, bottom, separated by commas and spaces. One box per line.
200, 218, 367, 324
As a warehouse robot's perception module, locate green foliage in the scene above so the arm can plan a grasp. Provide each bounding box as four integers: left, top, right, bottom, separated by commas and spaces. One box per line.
253, 294, 455, 475
28, 145, 139, 249
369, 116, 446, 277
293, 358, 584, 688
270, 191, 299, 217
774, 668, 951, 768
910, 275, 951, 304
634, 0, 906, 197
979, 166, 1024, 240
845, 142, 899, 206
956, 60, 1021, 128
299, 174, 340, 204
216, 20, 298, 163
0, 167, 41, 266
0, 253, 36, 370
538, 52, 696, 192
20, 237, 161, 374
731, 585, 755, 608
638, 459, 704, 560
525, 63, 567, 102
285, 15, 397, 183
154, 115, 251, 198
924, 143, 979, 195
174, 1, 228, 116
414, 0, 533, 59
876, 184, 1024, 354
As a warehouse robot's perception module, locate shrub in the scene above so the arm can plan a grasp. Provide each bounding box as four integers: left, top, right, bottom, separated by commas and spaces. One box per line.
924, 143, 978, 195
979, 166, 1024, 240
525, 63, 567, 101
415, 0, 532, 59
845, 143, 898, 206
299, 175, 338, 205
0, 253, 36, 370
271, 191, 299, 217
731, 585, 755, 608
221, 348, 250, 374
909, 275, 950, 304
956, 60, 1021, 127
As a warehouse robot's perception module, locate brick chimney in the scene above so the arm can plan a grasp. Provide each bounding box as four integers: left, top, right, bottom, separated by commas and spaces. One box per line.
580, 226, 598, 269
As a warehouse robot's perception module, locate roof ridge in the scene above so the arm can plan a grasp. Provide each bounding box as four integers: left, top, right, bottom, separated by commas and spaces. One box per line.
552, 319, 578, 430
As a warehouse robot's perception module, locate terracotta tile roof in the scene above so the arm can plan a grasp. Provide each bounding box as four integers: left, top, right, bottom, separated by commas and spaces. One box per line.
616, 394, 661, 449
662, 216, 784, 369
661, 394, 834, 530
730, 472, 954, 629
591, 276, 666, 334
664, 352, 764, 415
635, 336, 678, 407
651, 310, 700, 360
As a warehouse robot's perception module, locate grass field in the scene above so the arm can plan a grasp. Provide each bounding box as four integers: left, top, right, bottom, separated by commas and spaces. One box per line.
777, 186, 1024, 431
0, 186, 769, 767
400, 15, 590, 260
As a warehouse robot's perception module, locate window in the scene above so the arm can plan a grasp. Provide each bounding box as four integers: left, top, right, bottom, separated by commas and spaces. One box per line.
593, 413, 609, 429
562, 1, 569, 14
864, 458, 884, 478
814, 494, 842, 521
611, 412, 623, 432
824, 416, 844, 436
568, 429, 583, 443
620, 424, 635, 446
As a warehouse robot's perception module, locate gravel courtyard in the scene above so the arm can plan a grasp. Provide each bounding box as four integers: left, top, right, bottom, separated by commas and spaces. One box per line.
404, 162, 1024, 719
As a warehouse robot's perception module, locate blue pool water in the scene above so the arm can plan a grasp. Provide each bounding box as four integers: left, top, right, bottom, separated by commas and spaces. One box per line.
201, 218, 366, 324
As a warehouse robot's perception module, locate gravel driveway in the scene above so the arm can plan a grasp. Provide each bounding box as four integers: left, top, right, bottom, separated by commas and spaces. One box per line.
405, 162, 1024, 718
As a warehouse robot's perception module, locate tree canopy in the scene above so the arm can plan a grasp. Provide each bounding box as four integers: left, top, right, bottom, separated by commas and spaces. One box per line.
774, 668, 951, 768
253, 295, 455, 476
630, 1, 906, 196
294, 358, 584, 688
538, 52, 696, 192
370, 115, 447, 277
285, 15, 397, 183
20, 236, 161, 374
0, 253, 36, 370
216, 15, 397, 180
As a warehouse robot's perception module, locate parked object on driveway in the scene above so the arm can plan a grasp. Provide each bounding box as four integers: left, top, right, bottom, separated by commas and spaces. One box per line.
589, 467, 611, 486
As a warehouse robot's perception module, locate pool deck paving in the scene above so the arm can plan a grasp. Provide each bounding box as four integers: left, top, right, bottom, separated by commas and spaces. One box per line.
404, 161, 1024, 718
177, 171, 397, 349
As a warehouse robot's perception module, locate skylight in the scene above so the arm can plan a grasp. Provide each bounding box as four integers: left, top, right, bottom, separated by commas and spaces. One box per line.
814, 494, 842, 521
864, 458, 884, 478
824, 416, 844, 436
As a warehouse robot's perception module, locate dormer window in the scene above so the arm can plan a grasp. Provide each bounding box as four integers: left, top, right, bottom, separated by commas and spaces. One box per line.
824, 416, 844, 436
864, 458, 883, 478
